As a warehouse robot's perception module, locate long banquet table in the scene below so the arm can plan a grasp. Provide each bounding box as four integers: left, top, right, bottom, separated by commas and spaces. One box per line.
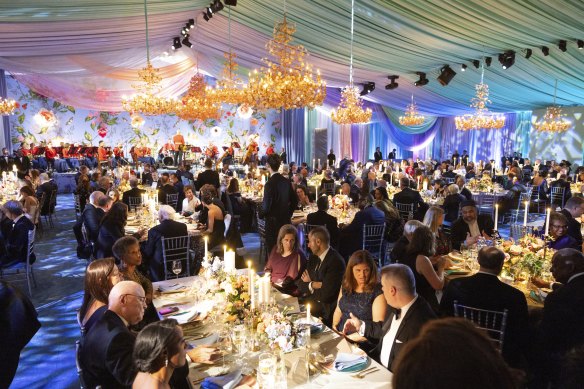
152, 276, 393, 388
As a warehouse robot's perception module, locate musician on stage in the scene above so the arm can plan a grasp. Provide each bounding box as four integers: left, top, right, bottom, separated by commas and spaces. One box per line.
97, 140, 110, 169
113, 142, 126, 167
45, 142, 57, 171
205, 141, 219, 161
243, 135, 259, 167
82, 143, 97, 169
172, 129, 186, 166
218, 145, 234, 167
20, 143, 32, 158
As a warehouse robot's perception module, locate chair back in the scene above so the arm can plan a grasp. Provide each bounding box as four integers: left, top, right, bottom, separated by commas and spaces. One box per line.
302, 223, 322, 254
74, 194, 82, 220
444, 177, 456, 185
478, 193, 495, 217
161, 235, 190, 280
322, 182, 336, 196
550, 186, 565, 209
27, 228, 36, 267
454, 301, 508, 353
49, 189, 58, 213
395, 202, 414, 222
128, 196, 142, 211
75, 339, 87, 389
256, 211, 268, 264
362, 223, 386, 266
509, 223, 535, 241
166, 193, 179, 211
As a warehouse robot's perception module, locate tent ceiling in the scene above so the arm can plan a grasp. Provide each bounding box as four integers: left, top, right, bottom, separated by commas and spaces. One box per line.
1, 0, 583, 115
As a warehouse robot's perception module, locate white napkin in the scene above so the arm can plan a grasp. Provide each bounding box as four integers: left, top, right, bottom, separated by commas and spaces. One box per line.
333, 353, 367, 371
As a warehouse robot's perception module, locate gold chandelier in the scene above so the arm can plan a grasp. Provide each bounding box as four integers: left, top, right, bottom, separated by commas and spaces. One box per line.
121, 0, 177, 116
245, 11, 326, 110
455, 62, 505, 131
399, 95, 425, 126
177, 73, 221, 121
331, 0, 371, 124
533, 80, 571, 133
0, 97, 18, 116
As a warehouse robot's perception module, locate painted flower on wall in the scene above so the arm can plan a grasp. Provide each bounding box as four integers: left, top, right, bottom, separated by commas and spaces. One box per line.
131, 113, 145, 128
34, 108, 57, 127
250, 118, 259, 127
97, 124, 108, 138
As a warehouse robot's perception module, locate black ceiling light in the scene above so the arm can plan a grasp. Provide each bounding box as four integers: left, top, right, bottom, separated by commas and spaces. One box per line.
472, 60, 480, 69
437, 65, 456, 86
542, 46, 550, 56
360, 82, 375, 96
188, 19, 195, 28
578, 40, 584, 50
485, 57, 492, 67
182, 34, 193, 48
414, 72, 429, 86
461, 64, 467, 72
385, 75, 399, 90
171, 37, 182, 50
203, 7, 213, 21
558, 40, 567, 52
225, 0, 237, 5
498, 51, 515, 70
181, 24, 190, 35
525, 48, 532, 59
211, 0, 224, 12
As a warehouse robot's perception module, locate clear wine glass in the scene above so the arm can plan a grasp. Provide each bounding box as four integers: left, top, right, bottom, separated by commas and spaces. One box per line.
172, 260, 182, 278
217, 329, 232, 368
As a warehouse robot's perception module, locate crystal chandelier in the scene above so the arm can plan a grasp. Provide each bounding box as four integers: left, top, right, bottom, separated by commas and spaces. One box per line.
533, 80, 571, 133
121, 0, 177, 116
399, 95, 425, 126
0, 97, 18, 116
455, 62, 505, 131
245, 3, 326, 111
331, 0, 371, 124
177, 73, 221, 121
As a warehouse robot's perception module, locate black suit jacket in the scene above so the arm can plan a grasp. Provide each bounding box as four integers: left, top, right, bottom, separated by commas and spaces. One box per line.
2, 216, 35, 265
96, 220, 125, 258
561, 209, 583, 247
195, 169, 220, 190
296, 247, 345, 326
0, 155, 13, 172
374, 151, 383, 162
14, 156, 31, 179
79, 205, 105, 242
141, 172, 153, 186
393, 187, 423, 210
364, 296, 436, 371
142, 219, 188, 281
450, 214, 495, 250
460, 187, 472, 201
81, 310, 136, 389
122, 187, 145, 206
36, 180, 58, 215
440, 273, 529, 367
306, 210, 340, 249
442, 193, 465, 223
260, 173, 297, 232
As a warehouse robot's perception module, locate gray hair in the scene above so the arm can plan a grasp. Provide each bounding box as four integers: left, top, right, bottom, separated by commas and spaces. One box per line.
39, 172, 49, 183
89, 191, 105, 206
380, 264, 416, 295
158, 205, 176, 221
129, 177, 139, 188
404, 220, 424, 241
447, 184, 460, 195
3, 200, 24, 217
281, 164, 290, 174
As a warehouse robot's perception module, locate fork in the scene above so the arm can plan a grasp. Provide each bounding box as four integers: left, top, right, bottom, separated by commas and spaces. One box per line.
352, 367, 379, 379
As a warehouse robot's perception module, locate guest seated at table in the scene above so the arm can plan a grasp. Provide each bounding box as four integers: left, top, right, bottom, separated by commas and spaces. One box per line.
140, 164, 154, 186
442, 184, 465, 223
320, 170, 335, 193
264, 224, 307, 293
170, 173, 185, 212
0, 201, 36, 267
108, 188, 121, 203
342, 264, 436, 372
74, 174, 91, 213
560, 196, 584, 249
531, 170, 549, 202
504, 172, 517, 190
295, 185, 311, 209
36, 172, 58, 216
89, 171, 101, 192
431, 179, 446, 198
181, 185, 201, 216
402, 225, 445, 311
142, 205, 188, 281
423, 206, 450, 257
547, 212, 581, 251
297, 226, 345, 327
440, 247, 528, 367
200, 185, 225, 250
306, 196, 340, 249
96, 202, 132, 258
97, 176, 111, 195
393, 177, 426, 220
158, 174, 178, 205
499, 177, 527, 216
339, 198, 385, 260
332, 250, 386, 350
374, 199, 403, 244
450, 199, 494, 251
373, 186, 392, 207
197, 184, 225, 226
75, 191, 110, 246
78, 257, 121, 333
390, 220, 424, 263
292, 173, 308, 189
19, 186, 39, 223
121, 178, 145, 207
392, 318, 515, 388
195, 158, 220, 190
349, 178, 362, 203
550, 174, 572, 207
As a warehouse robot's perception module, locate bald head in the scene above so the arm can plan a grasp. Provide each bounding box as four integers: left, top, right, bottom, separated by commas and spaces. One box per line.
89, 191, 105, 206
551, 249, 584, 284
108, 281, 146, 325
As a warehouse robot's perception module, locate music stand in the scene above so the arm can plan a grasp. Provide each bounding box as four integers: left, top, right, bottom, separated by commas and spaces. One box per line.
231, 142, 241, 149
192, 146, 202, 168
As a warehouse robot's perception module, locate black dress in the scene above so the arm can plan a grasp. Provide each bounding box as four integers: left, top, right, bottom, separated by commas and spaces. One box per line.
400, 252, 439, 311
208, 218, 225, 249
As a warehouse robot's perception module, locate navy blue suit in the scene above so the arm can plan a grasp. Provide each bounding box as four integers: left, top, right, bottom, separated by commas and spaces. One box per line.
339, 206, 385, 259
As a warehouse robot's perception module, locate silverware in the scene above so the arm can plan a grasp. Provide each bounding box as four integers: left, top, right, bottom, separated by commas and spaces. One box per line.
186, 332, 210, 341
351, 367, 379, 379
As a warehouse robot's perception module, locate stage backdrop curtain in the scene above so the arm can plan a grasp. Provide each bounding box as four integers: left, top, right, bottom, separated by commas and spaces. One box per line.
305, 109, 317, 167
282, 108, 306, 166
0, 69, 10, 151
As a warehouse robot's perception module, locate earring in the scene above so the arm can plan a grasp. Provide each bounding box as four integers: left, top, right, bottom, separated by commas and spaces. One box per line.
165, 358, 168, 367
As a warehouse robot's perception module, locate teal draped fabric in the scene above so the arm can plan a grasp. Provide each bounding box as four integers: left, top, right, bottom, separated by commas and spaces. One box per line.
513, 111, 532, 158
381, 106, 438, 134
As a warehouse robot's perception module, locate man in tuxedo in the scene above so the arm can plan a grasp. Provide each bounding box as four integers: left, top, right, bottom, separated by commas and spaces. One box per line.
461, 150, 469, 166
388, 149, 397, 160
13, 150, 31, 180
393, 177, 425, 219
539, 249, 584, 386
339, 198, 385, 259
142, 205, 188, 281
195, 158, 220, 190
260, 153, 297, 254
297, 227, 345, 327
560, 196, 584, 248
374, 147, 383, 163
122, 178, 145, 207
456, 175, 472, 200
279, 147, 287, 164
343, 264, 436, 372
307, 196, 340, 249
450, 199, 494, 250
157, 174, 178, 205
0, 147, 13, 172
170, 173, 185, 212
550, 174, 572, 207
73, 192, 110, 247
327, 149, 336, 169
0, 201, 36, 267
140, 163, 154, 186
440, 247, 528, 367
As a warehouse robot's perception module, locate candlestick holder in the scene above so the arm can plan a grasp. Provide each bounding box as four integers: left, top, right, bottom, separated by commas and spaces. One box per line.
491, 229, 503, 247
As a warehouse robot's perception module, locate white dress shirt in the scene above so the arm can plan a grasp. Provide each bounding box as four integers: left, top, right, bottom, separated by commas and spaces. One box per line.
379, 296, 418, 368
466, 219, 481, 238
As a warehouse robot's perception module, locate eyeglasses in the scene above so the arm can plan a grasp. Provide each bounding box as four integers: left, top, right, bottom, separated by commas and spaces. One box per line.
551, 224, 567, 229
123, 294, 146, 304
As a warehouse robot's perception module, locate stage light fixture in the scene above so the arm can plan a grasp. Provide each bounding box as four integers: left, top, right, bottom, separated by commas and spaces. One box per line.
171, 37, 182, 50
498, 51, 515, 70
205, 7, 213, 18
225, 0, 237, 5
385, 75, 399, 90
414, 72, 429, 86
437, 65, 456, 86
542, 46, 550, 56
485, 57, 492, 67
360, 82, 375, 96
188, 19, 195, 28
525, 48, 532, 59
203, 12, 210, 21
181, 25, 189, 35
211, 0, 224, 12
472, 60, 480, 69
578, 40, 584, 49
558, 40, 567, 52
461, 64, 467, 72
182, 34, 193, 48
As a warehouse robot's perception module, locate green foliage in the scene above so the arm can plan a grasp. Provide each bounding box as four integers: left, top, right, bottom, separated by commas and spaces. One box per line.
18, 114, 25, 124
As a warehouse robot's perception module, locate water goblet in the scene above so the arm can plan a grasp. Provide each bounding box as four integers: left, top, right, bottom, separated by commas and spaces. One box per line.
258, 352, 277, 389
172, 260, 182, 278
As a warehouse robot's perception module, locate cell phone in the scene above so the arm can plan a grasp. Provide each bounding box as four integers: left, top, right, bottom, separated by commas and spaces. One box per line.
159, 306, 179, 315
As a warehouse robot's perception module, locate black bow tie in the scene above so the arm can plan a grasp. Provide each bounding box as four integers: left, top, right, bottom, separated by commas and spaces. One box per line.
394, 308, 402, 320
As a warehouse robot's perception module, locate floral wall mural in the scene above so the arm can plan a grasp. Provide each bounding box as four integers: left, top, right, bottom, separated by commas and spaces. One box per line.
6, 75, 282, 156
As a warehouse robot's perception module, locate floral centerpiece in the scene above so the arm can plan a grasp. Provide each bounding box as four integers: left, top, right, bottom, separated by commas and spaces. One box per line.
329, 194, 350, 211
500, 234, 554, 280
307, 173, 324, 188
467, 176, 493, 192
256, 308, 296, 353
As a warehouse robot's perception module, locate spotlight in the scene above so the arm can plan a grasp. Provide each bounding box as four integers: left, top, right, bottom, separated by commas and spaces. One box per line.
578, 40, 584, 49
225, 0, 237, 5
414, 72, 429, 86
181, 25, 189, 35
205, 7, 213, 18
485, 57, 492, 67
437, 65, 456, 86
542, 46, 550, 56
472, 60, 480, 69
498, 51, 515, 70
211, 0, 224, 12
171, 37, 182, 50
461, 64, 467, 72
525, 48, 532, 59
182, 34, 193, 48
188, 19, 195, 28
360, 82, 375, 96
385, 75, 399, 90
203, 11, 210, 21
558, 40, 567, 52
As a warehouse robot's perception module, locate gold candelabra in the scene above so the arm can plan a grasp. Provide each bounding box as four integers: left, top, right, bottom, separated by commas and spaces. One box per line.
0, 97, 18, 116
177, 73, 221, 121
533, 80, 571, 133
